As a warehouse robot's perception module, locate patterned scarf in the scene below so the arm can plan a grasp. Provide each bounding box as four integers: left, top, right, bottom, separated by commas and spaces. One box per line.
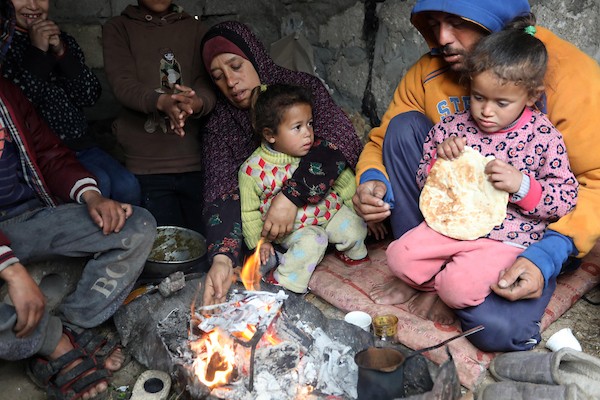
200, 21, 363, 203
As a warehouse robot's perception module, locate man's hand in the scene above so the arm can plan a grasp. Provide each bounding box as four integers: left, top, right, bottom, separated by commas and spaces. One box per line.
491, 257, 545, 300
202, 255, 234, 306
1, 263, 46, 338
261, 193, 296, 241
82, 191, 132, 235
352, 180, 390, 223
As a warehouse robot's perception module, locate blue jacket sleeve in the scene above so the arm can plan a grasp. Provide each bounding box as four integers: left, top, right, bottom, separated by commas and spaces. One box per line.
359, 168, 395, 209
518, 230, 577, 287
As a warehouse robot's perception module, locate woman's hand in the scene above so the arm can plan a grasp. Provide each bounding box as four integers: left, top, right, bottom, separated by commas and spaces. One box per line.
202, 255, 234, 306
261, 193, 296, 241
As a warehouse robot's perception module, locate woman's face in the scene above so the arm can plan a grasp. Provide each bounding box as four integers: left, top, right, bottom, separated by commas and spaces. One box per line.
11, 0, 49, 30
209, 53, 260, 109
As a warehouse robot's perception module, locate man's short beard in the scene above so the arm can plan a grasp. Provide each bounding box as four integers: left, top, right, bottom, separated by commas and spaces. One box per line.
441, 45, 468, 71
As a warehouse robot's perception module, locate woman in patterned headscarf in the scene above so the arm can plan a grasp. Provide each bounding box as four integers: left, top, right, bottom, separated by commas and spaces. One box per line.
200, 21, 363, 306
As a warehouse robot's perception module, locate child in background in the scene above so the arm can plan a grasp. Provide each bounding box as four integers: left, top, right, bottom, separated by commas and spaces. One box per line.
2, 0, 141, 205
102, 0, 215, 234
239, 84, 369, 293
384, 14, 578, 324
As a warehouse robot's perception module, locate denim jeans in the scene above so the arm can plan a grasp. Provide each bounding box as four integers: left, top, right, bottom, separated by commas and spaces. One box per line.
77, 146, 142, 206
136, 171, 204, 234
0, 204, 156, 360
382, 111, 433, 239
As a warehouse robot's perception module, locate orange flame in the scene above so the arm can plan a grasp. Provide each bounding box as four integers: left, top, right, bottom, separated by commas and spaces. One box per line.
190, 330, 235, 387
263, 331, 281, 346
240, 238, 263, 290
232, 324, 257, 342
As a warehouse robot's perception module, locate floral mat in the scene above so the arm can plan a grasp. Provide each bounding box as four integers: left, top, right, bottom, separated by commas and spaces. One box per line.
308, 240, 600, 389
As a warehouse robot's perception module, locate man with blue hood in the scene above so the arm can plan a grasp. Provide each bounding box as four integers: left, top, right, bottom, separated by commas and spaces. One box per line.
353, 0, 600, 352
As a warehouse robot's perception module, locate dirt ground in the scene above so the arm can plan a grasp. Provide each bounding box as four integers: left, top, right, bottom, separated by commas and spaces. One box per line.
0, 285, 598, 400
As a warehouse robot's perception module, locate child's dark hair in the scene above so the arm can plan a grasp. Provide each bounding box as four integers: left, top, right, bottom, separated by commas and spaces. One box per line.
465, 13, 547, 97
250, 83, 313, 139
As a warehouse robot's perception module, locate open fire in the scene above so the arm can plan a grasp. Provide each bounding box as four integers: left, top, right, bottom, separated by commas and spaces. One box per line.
164, 240, 364, 399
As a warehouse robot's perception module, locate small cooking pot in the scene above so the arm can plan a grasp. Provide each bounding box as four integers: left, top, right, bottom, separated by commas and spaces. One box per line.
355, 347, 432, 399
143, 226, 207, 278
355, 325, 484, 399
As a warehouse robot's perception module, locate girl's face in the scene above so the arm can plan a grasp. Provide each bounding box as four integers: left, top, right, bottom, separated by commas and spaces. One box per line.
138, 0, 172, 15
265, 103, 314, 157
470, 70, 537, 133
11, 0, 49, 30
209, 53, 260, 110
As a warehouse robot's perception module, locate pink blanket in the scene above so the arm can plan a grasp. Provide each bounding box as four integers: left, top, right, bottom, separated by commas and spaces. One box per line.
308, 240, 600, 389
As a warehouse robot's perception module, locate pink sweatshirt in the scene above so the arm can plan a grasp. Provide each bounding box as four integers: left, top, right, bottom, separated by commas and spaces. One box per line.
417, 107, 578, 247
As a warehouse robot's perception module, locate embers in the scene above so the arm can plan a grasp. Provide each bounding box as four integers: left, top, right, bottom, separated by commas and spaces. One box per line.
158, 287, 370, 399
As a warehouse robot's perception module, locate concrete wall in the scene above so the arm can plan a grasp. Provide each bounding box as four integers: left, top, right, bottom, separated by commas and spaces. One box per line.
50, 0, 600, 136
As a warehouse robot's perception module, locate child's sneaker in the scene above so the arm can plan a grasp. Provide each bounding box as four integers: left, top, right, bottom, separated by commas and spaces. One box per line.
262, 269, 283, 287
335, 250, 371, 266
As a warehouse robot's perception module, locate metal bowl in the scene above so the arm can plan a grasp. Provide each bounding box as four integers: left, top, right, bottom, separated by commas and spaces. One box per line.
144, 226, 207, 278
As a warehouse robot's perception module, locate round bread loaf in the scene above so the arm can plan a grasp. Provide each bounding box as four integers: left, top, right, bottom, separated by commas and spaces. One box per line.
420, 146, 508, 240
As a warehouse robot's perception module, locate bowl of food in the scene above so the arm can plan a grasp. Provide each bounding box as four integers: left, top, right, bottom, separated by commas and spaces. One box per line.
144, 226, 207, 278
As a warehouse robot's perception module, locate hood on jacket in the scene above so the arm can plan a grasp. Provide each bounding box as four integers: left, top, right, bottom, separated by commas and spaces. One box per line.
120, 3, 187, 25
411, 0, 531, 50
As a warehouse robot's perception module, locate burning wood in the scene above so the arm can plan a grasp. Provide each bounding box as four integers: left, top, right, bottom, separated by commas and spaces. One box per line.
169, 287, 361, 398
193, 290, 288, 342
190, 330, 236, 387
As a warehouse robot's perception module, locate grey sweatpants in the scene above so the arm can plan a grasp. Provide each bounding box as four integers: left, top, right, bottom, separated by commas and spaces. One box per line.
0, 203, 156, 360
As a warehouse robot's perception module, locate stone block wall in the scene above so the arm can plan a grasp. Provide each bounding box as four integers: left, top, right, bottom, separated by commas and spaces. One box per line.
50, 0, 599, 137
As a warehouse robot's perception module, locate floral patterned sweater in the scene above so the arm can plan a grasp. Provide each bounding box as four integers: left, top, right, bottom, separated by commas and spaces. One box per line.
417, 107, 578, 247
239, 142, 355, 249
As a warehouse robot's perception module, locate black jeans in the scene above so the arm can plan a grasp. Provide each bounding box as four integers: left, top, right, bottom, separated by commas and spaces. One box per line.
136, 171, 204, 234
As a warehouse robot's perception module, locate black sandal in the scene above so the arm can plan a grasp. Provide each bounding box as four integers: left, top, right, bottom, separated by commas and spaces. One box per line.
27, 345, 110, 400
68, 328, 127, 369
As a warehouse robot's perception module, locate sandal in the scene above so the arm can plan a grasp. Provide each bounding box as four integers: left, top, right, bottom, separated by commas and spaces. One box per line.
27, 344, 110, 400
68, 328, 127, 370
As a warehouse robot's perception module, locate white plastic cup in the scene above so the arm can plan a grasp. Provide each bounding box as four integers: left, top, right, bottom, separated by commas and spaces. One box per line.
546, 328, 582, 352
344, 311, 372, 332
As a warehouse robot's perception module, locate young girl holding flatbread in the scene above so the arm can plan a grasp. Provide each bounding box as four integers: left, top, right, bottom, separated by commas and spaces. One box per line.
239, 84, 370, 293
385, 14, 579, 323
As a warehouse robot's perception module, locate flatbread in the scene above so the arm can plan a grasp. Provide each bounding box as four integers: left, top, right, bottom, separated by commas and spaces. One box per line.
419, 146, 508, 240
